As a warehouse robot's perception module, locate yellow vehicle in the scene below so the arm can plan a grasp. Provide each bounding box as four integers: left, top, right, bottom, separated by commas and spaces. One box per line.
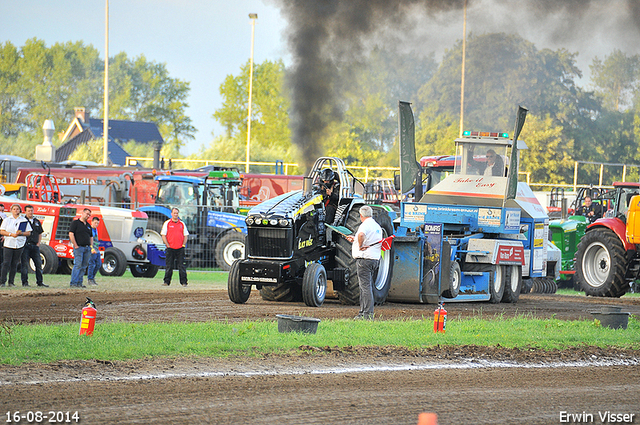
0, 182, 24, 199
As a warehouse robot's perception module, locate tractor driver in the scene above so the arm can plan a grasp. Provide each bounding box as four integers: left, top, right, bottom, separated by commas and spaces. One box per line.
319, 168, 339, 224
468, 146, 505, 176
576, 196, 603, 223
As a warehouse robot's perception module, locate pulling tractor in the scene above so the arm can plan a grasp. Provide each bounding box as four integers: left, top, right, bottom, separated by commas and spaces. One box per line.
387, 103, 558, 304
228, 157, 395, 307
575, 182, 640, 296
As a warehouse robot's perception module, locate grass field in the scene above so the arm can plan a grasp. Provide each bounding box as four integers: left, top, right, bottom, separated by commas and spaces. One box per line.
1, 313, 638, 365
2, 272, 637, 365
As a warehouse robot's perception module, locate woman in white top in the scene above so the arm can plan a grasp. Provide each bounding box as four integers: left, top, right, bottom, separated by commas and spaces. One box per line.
0, 204, 32, 287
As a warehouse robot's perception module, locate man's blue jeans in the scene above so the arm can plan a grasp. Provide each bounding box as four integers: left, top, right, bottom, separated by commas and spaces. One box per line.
70, 246, 91, 287
87, 250, 102, 281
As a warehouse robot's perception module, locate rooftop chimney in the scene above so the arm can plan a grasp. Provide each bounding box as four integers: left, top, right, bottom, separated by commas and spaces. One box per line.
74, 107, 89, 123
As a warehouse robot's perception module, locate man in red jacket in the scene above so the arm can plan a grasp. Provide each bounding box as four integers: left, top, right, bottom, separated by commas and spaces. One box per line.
161, 208, 190, 286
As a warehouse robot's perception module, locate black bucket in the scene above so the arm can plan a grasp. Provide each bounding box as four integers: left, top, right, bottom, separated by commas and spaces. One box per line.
276, 314, 321, 334
590, 306, 630, 330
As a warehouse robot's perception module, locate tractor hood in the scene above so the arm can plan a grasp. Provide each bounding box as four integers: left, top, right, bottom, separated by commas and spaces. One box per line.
420, 176, 548, 221
420, 174, 507, 208
247, 190, 323, 220
505, 182, 549, 220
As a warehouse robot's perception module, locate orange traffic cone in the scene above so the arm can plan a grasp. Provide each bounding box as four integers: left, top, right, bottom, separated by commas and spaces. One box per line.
418, 412, 438, 425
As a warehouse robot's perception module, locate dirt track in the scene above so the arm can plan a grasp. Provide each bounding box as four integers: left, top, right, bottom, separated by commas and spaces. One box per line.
1, 289, 639, 424
2, 288, 640, 324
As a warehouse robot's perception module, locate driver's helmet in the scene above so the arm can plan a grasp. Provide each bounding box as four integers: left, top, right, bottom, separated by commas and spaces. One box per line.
319, 168, 337, 188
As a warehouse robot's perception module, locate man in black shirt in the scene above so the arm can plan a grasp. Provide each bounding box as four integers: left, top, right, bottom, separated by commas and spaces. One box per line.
21, 205, 48, 287
576, 196, 603, 223
69, 208, 93, 288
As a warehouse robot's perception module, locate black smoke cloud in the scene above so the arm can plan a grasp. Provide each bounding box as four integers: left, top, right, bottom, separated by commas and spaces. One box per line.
270, 0, 640, 170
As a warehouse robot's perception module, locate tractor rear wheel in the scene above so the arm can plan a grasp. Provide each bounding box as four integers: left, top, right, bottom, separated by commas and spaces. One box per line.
228, 260, 251, 304
260, 283, 302, 302
575, 228, 629, 297
302, 263, 327, 307
334, 206, 394, 305
144, 217, 165, 245
215, 231, 245, 271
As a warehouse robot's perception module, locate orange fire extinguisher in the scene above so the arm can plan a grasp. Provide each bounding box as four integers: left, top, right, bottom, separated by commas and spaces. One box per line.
79, 297, 97, 336
433, 302, 447, 333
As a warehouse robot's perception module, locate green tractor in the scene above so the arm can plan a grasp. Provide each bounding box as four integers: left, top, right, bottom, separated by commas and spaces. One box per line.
548, 187, 607, 289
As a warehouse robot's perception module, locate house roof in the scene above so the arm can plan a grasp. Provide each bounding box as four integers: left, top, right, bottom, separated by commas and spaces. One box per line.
57, 114, 164, 166
86, 118, 164, 144
55, 129, 131, 166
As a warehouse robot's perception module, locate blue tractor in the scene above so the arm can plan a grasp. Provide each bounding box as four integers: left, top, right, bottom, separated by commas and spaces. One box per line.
140, 170, 247, 270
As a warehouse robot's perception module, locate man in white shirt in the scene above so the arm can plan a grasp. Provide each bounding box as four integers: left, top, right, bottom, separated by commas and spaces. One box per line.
346, 205, 382, 320
0, 204, 32, 287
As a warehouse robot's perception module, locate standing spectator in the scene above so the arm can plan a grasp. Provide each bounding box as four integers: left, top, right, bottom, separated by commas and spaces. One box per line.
0, 204, 6, 277
161, 207, 189, 287
21, 205, 48, 287
69, 208, 93, 288
86, 217, 101, 286
345, 205, 382, 320
0, 204, 32, 287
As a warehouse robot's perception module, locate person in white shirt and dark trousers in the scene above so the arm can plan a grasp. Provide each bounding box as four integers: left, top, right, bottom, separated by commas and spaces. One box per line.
21, 205, 47, 287
346, 205, 382, 320
0, 204, 32, 287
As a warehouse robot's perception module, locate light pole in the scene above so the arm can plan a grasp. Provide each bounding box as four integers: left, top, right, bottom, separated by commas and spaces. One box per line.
246, 13, 257, 173
459, 0, 467, 137
103, 0, 110, 166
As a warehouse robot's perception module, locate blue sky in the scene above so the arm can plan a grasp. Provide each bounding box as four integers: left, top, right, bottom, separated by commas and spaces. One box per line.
2, 1, 639, 156
0, 0, 288, 155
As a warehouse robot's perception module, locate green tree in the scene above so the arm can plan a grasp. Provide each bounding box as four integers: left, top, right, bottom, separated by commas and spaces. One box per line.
418, 33, 585, 132
519, 115, 574, 184
0, 39, 102, 141
590, 49, 640, 112
108, 53, 195, 151
0, 41, 25, 137
0, 40, 194, 159
212, 59, 293, 163
67, 138, 105, 163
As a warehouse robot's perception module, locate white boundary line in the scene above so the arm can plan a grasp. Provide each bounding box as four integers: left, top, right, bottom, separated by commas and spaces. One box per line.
2, 357, 639, 386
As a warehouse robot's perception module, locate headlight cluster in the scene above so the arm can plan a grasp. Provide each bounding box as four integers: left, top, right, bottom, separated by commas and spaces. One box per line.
245, 216, 291, 227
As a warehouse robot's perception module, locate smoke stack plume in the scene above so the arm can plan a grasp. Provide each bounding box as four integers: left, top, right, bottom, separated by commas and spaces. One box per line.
272, 0, 640, 171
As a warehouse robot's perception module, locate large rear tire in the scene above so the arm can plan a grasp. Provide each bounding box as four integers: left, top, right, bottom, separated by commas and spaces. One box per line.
575, 228, 628, 297
228, 260, 251, 303
100, 247, 127, 276
130, 264, 159, 278
144, 217, 165, 245
38, 244, 59, 274
260, 283, 302, 302
501, 265, 522, 303
302, 263, 327, 307
215, 231, 245, 271
334, 205, 394, 305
